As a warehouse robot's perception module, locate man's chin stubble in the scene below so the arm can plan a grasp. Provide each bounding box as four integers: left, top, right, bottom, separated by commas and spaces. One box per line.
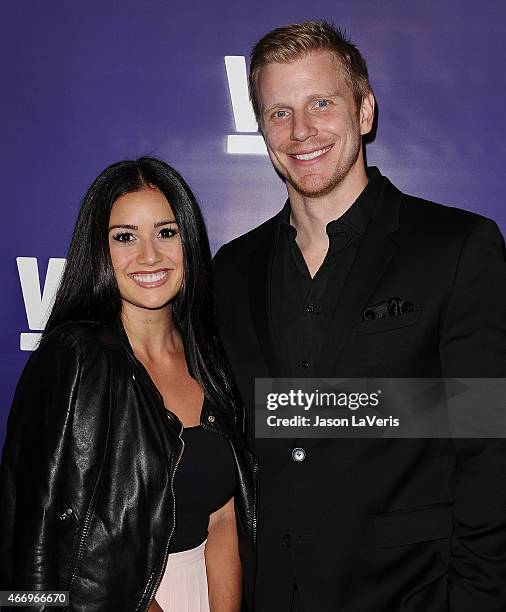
286, 171, 347, 199
283, 144, 362, 199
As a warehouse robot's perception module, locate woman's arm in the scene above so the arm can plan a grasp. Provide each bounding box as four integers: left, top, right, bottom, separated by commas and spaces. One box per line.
205, 497, 242, 612
148, 599, 164, 611
0, 330, 84, 591
0, 326, 113, 598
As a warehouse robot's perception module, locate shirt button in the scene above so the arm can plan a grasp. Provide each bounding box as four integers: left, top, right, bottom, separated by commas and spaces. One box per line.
292, 447, 306, 462
207, 414, 215, 423
301, 360, 309, 369
306, 304, 315, 313
282, 534, 291, 548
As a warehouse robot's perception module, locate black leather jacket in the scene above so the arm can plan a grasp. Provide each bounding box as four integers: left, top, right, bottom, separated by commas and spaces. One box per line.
0, 320, 257, 611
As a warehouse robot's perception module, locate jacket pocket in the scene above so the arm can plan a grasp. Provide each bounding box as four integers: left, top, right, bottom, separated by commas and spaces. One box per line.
356, 310, 420, 335
371, 502, 453, 548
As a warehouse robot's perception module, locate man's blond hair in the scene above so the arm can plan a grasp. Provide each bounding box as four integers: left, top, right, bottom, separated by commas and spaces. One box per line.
249, 20, 372, 123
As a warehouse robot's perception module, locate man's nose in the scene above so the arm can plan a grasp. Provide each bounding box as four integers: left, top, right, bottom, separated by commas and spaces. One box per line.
291, 110, 317, 141
137, 238, 162, 265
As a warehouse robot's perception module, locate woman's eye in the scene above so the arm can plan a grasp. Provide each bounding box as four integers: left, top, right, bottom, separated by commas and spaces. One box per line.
112, 232, 134, 243
159, 227, 178, 239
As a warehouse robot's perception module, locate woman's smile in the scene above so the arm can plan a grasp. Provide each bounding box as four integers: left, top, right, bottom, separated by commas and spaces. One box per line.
128, 268, 171, 288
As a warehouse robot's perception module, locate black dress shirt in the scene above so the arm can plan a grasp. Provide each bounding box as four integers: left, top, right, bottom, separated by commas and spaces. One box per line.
270, 167, 383, 377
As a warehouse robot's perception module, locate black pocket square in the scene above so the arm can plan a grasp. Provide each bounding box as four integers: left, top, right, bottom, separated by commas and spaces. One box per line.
363, 297, 419, 321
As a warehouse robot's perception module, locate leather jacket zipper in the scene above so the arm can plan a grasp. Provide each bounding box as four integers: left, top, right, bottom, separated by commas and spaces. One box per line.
140, 417, 185, 611
67, 486, 100, 591
67, 381, 113, 593
252, 455, 258, 548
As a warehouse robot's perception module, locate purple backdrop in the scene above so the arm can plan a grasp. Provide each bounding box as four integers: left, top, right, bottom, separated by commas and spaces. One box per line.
1, 0, 505, 448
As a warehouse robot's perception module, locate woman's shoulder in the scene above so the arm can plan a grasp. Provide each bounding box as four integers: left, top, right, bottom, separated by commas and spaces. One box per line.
21, 321, 125, 384
37, 320, 123, 358
14, 321, 125, 411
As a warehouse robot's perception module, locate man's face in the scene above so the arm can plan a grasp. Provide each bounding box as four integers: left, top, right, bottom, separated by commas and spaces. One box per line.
257, 50, 374, 198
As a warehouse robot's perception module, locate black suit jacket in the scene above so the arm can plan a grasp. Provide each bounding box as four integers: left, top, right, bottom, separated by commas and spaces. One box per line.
213, 173, 506, 612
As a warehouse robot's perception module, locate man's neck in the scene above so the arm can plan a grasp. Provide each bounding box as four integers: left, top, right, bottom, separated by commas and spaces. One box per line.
288, 162, 369, 244
285, 161, 369, 278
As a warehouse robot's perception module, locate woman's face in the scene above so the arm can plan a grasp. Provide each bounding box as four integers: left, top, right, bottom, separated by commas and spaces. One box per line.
108, 187, 184, 314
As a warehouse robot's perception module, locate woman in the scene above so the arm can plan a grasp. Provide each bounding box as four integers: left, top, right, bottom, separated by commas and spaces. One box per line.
0, 158, 256, 611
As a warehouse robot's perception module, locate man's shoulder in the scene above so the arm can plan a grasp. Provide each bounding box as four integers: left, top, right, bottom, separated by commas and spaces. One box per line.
213, 212, 280, 268
396, 188, 502, 245
374, 171, 494, 232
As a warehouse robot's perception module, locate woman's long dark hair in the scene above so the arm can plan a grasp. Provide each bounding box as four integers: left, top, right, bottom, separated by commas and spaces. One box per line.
44, 157, 240, 415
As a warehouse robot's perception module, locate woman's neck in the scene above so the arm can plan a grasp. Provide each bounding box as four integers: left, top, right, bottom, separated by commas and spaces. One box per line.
120, 304, 182, 360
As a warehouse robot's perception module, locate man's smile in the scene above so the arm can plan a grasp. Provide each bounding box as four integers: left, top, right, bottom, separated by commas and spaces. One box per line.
288, 145, 333, 162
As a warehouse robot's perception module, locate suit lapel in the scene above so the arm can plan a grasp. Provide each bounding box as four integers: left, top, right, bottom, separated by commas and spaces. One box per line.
245, 177, 402, 380
317, 179, 402, 377
247, 219, 282, 378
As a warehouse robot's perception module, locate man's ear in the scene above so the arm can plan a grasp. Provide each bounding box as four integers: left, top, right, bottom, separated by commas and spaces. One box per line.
359, 91, 375, 136
255, 107, 265, 136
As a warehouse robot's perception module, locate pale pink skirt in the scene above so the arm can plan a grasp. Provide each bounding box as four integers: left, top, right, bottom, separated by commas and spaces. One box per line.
154, 540, 210, 612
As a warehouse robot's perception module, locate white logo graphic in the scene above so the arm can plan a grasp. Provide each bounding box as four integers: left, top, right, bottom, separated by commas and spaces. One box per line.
225, 56, 267, 155
14, 57, 261, 351
17, 257, 66, 351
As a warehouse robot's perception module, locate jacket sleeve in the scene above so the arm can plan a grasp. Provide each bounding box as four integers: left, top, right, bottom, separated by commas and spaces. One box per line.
439, 218, 506, 610
0, 329, 83, 591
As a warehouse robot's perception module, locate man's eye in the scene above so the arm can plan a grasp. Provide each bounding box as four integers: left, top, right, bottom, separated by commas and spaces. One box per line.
159, 227, 178, 239
112, 232, 134, 243
274, 110, 288, 119
315, 99, 329, 109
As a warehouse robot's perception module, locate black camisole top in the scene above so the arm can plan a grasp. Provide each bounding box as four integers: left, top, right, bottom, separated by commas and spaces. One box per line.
169, 400, 237, 553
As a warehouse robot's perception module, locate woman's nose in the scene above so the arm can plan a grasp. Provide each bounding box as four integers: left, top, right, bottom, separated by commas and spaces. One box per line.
137, 238, 162, 265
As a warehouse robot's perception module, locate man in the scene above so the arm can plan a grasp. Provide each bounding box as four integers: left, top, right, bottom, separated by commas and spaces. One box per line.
213, 21, 506, 611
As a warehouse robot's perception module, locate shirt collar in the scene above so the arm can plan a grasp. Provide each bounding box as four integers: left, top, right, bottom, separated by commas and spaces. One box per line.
277, 166, 383, 237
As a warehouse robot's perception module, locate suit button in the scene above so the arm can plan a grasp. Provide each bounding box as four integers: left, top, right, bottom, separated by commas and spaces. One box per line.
292, 447, 306, 462
282, 534, 291, 548
306, 304, 315, 313
207, 414, 215, 423
301, 360, 309, 368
